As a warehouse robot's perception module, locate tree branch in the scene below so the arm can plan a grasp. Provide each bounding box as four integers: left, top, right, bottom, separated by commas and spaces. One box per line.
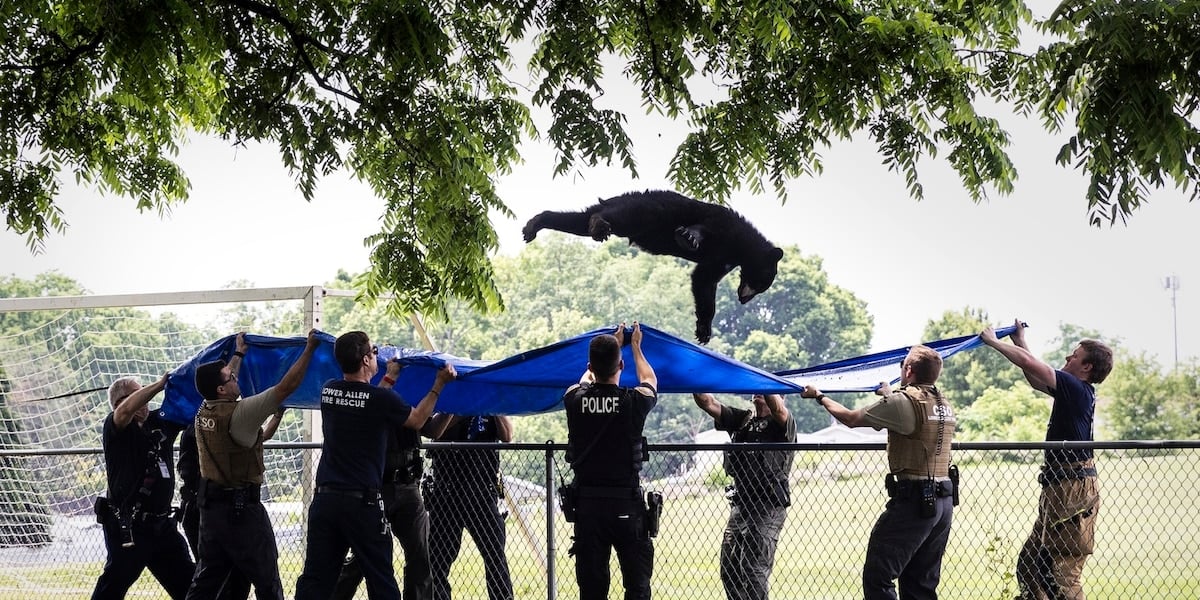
221, 0, 364, 104
0, 30, 104, 72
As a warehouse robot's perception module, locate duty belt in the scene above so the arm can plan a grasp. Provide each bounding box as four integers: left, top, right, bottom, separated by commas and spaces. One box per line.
886, 479, 954, 500
1038, 466, 1098, 487
203, 482, 262, 502
578, 486, 642, 500
316, 485, 381, 500
132, 509, 175, 522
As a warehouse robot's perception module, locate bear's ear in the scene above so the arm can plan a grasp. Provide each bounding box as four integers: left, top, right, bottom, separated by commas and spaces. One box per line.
768, 247, 784, 262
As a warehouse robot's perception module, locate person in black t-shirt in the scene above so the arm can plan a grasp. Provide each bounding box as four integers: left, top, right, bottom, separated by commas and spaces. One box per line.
693, 393, 796, 600
91, 374, 195, 600
425, 413, 515, 600
294, 330, 455, 600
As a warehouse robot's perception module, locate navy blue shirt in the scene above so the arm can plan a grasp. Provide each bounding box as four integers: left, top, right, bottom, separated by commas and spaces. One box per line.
1046, 369, 1096, 464
102, 410, 184, 514
316, 379, 413, 490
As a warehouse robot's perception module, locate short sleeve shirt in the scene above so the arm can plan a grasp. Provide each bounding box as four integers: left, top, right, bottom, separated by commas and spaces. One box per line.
862, 393, 920, 435
316, 379, 413, 489
102, 410, 184, 513
1046, 369, 1096, 463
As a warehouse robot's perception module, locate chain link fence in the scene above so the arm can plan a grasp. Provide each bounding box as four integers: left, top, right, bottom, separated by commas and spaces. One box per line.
1, 440, 1197, 599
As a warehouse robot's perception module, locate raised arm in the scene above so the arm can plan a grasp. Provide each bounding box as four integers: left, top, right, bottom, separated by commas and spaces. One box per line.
629, 321, 657, 390
404, 363, 456, 430
692, 392, 723, 420
423, 413, 460, 440
262, 408, 286, 441
494, 415, 514, 443
228, 332, 247, 380
273, 329, 322, 402
113, 373, 168, 429
763, 393, 790, 427
981, 322, 1056, 392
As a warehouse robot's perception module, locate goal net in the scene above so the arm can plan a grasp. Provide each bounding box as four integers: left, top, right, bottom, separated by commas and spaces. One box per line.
0, 289, 313, 549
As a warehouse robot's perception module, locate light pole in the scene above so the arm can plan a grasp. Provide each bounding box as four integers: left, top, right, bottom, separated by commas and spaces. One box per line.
1163, 274, 1181, 370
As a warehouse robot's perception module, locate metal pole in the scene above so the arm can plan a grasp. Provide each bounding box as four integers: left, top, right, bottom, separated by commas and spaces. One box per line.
545, 441, 557, 600
1164, 275, 1181, 370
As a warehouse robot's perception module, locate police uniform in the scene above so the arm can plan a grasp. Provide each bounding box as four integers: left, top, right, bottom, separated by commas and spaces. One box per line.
91, 409, 194, 600
178, 424, 251, 600
713, 405, 797, 600
333, 425, 432, 600
294, 379, 415, 600
564, 381, 657, 600
427, 416, 514, 600
861, 384, 957, 600
185, 389, 285, 600
1016, 370, 1100, 600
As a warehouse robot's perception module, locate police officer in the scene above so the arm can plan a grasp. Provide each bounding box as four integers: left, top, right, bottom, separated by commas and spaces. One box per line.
692, 392, 796, 600
91, 373, 195, 600
424, 413, 515, 600
803, 344, 956, 600
332, 412, 432, 600
563, 322, 658, 600
185, 330, 320, 600
982, 320, 1111, 600
295, 330, 455, 600
178, 422, 251, 600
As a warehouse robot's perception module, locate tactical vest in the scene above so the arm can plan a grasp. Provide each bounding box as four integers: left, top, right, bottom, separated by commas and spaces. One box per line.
430, 416, 500, 484
195, 400, 265, 488
886, 385, 956, 478
565, 383, 647, 488
726, 412, 793, 507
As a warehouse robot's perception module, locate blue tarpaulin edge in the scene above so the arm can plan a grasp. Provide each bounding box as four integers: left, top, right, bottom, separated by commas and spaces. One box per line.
159, 323, 1018, 425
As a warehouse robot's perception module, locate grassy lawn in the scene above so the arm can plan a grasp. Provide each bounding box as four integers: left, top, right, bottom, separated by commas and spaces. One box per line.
2, 452, 1196, 599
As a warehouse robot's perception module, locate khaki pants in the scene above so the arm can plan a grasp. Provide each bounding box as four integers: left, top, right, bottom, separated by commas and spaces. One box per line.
1016, 466, 1100, 600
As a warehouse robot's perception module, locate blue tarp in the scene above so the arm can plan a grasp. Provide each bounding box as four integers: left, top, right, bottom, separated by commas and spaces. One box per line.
159, 323, 1019, 425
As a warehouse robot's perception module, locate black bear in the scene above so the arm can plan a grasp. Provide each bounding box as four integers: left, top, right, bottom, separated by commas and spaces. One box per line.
522, 189, 784, 344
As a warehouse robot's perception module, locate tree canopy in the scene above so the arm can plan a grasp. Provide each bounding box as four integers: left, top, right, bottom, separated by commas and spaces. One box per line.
4, 0, 1198, 317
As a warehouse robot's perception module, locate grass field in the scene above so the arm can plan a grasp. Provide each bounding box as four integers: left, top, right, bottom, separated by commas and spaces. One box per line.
2, 451, 1196, 599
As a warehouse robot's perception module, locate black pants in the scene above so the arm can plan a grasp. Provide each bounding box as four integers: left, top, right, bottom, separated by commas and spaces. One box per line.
295, 491, 397, 600
181, 491, 252, 600
719, 503, 787, 600
333, 482, 431, 600
573, 496, 653, 600
862, 494, 954, 600
90, 515, 195, 600
185, 495, 283, 600
428, 482, 513, 600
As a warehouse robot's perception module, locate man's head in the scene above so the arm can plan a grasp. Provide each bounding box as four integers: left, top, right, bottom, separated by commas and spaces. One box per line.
751, 393, 769, 416
900, 345, 942, 386
195, 360, 240, 401
588, 334, 623, 381
1065, 339, 1114, 384
335, 330, 378, 377
108, 377, 149, 423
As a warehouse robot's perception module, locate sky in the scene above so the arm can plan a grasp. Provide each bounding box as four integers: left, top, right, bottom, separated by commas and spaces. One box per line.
3, 30, 1195, 370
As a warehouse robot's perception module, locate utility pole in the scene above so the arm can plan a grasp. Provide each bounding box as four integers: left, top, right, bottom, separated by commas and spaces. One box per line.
1163, 274, 1181, 370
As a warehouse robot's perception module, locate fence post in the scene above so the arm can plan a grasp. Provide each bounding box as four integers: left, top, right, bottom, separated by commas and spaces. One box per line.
545, 440, 557, 600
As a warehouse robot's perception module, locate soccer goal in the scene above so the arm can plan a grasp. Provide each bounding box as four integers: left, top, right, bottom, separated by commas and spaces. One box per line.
0, 286, 332, 550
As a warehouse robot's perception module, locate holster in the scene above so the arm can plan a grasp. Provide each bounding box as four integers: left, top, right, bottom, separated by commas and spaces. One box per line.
93, 496, 112, 524
558, 481, 579, 523
644, 490, 663, 538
